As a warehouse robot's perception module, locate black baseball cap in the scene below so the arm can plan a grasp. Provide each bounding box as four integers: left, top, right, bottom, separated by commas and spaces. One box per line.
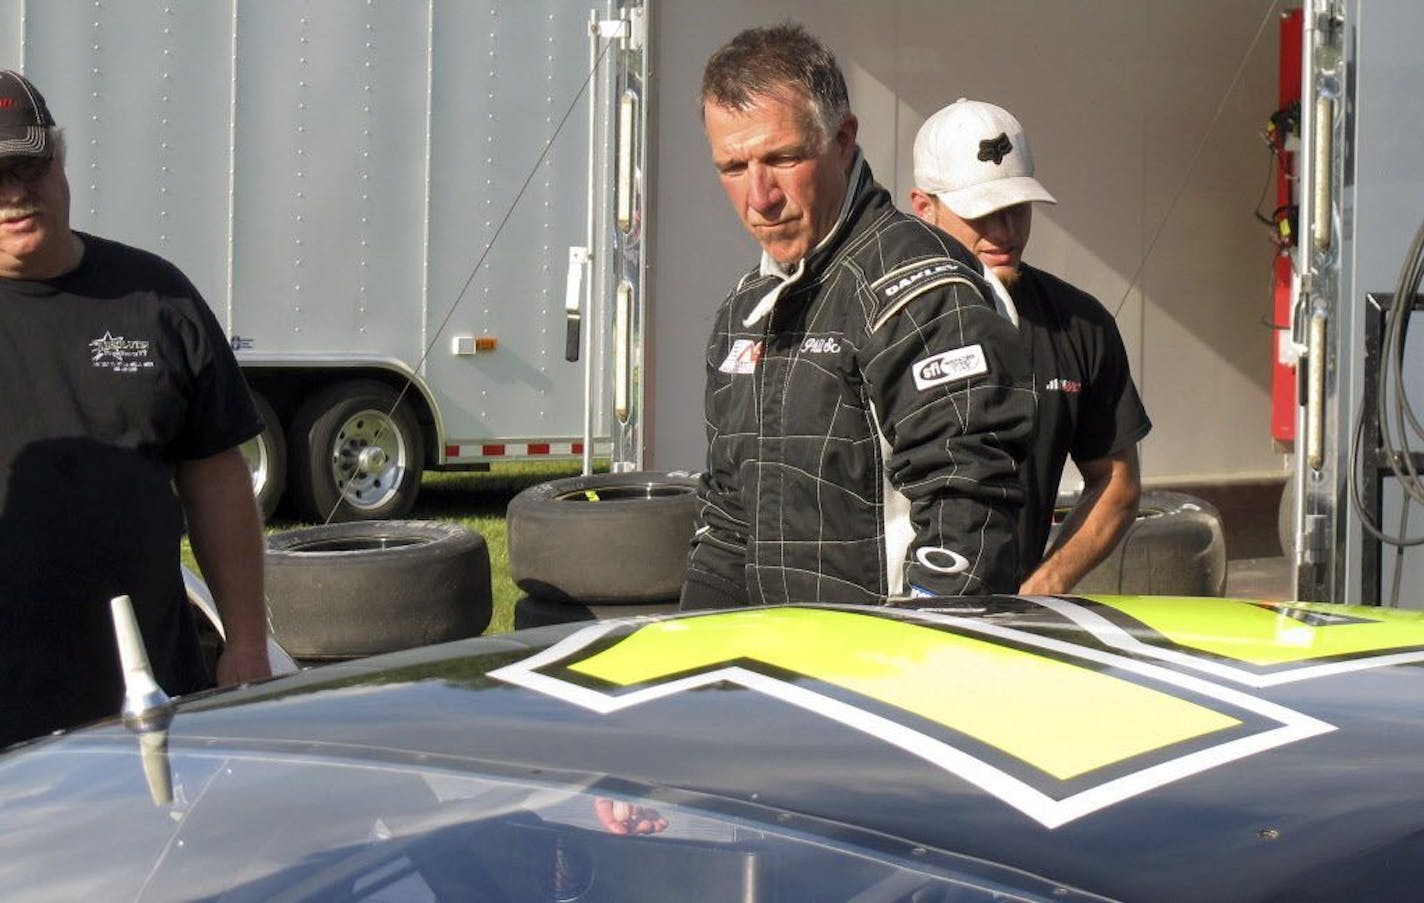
0, 70, 55, 159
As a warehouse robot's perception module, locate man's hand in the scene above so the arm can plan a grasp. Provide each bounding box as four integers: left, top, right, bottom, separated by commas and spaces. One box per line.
177, 446, 272, 687
215, 642, 272, 686
1020, 448, 1140, 595
593, 797, 669, 836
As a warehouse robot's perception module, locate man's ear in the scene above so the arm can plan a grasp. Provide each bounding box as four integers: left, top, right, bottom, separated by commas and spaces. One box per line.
835, 113, 859, 161
908, 189, 937, 223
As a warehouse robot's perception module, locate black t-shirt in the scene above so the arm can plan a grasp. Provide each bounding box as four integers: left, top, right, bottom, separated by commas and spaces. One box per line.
1013, 264, 1152, 578
0, 233, 261, 746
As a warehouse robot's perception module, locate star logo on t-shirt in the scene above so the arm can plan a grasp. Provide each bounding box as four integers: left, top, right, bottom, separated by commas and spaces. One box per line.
89, 330, 153, 372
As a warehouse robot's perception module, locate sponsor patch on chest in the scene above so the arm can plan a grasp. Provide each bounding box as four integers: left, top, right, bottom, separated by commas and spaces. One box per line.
912, 344, 987, 391
718, 338, 763, 375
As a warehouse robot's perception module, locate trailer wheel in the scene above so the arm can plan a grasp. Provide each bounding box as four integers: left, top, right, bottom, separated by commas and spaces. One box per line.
507, 471, 699, 604
265, 520, 491, 661
288, 380, 424, 523
1053, 490, 1227, 597
240, 391, 286, 522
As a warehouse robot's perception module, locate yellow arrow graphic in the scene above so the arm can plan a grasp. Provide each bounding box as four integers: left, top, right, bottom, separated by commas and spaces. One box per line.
568, 608, 1239, 781
1085, 597, 1424, 667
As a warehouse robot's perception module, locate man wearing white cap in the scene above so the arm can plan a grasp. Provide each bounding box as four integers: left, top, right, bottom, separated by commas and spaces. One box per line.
0, 69, 271, 745
910, 99, 1151, 594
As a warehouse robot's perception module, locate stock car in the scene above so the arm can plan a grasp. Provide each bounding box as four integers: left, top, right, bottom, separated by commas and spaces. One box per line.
4, 594, 1424, 901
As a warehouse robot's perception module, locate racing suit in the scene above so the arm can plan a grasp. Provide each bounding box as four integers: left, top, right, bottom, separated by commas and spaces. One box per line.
680, 155, 1035, 609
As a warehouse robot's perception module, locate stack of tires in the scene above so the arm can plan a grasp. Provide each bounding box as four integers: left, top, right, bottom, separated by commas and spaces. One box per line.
1051, 490, 1228, 597
264, 521, 493, 664
507, 472, 699, 629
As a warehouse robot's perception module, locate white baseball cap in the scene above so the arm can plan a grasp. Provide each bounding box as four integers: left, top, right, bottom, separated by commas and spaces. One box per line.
913, 98, 1056, 219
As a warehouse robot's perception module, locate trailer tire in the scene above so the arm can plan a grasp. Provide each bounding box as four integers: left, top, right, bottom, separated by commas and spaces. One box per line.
507, 471, 698, 604
288, 380, 424, 523
240, 391, 286, 522
513, 595, 681, 630
265, 520, 491, 660
1053, 490, 1227, 597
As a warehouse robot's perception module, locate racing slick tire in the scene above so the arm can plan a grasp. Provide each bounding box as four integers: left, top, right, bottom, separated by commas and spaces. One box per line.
507, 471, 698, 605
287, 380, 425, 524
264, 520, 491, 660
1054, 490, 1227, 597
240, 390, 287, 522
513, 595, 681, 630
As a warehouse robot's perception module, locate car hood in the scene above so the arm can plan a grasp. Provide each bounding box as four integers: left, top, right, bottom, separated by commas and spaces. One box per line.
7, 595, 1424, 901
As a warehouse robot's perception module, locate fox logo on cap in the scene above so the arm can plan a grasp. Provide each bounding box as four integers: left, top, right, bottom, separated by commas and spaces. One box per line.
978, 133, 1013, 165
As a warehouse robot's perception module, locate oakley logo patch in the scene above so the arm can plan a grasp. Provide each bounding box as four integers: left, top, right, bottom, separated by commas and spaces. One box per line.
978, 133, 1013, 165
916, 546, 971, 575
883, 261, 960, 299
718, 338, 762, 375
912, 344, 987, 391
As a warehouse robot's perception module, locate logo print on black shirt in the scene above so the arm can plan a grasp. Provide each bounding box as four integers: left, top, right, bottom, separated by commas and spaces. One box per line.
89, 331, 154, 373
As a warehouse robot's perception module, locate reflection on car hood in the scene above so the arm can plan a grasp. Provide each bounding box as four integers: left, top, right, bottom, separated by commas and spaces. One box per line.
6, 595, 1424, 901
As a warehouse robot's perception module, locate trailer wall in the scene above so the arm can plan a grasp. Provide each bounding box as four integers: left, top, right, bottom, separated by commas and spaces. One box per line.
647, 0, 1285, 489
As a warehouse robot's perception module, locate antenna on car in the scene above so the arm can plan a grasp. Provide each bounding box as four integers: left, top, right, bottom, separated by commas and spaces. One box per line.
110, 595, 175, 806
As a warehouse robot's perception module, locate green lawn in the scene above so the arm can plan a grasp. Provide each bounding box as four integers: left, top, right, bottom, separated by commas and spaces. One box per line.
183, 461, 588, 638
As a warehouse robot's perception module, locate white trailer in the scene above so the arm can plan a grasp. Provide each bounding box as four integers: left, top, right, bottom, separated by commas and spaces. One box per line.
1, 0, 650, 521
16, 0, 1417, 590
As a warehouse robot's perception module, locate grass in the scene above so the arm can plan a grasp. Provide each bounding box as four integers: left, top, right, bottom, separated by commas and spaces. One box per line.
182, 461, 587, 637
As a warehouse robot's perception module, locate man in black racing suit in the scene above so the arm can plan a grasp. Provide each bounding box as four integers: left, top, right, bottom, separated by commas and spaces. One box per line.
679, 24, 1035, 610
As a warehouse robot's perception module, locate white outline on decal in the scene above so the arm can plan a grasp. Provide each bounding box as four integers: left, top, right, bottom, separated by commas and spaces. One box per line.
1021, 595, 1424, 687
489, 608, 1334, 830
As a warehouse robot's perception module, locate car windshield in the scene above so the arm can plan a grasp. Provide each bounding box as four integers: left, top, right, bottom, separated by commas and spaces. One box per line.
0, 738, 1102, 902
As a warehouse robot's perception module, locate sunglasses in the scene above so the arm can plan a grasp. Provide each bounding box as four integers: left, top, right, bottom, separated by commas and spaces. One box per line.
0, 157, 52, 184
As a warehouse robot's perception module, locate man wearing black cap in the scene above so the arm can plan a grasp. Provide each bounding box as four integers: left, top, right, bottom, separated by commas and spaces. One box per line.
0, 69, 271, 746
910, 99, 1152, 594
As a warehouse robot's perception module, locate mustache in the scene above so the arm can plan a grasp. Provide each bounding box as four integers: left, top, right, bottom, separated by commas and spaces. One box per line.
0, 204, 41, 221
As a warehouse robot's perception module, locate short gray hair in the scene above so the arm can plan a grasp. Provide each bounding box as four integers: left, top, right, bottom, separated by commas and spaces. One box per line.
700, 22, 851, 145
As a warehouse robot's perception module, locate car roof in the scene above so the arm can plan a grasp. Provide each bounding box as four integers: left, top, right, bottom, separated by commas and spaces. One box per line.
13, 595, 1424, 900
